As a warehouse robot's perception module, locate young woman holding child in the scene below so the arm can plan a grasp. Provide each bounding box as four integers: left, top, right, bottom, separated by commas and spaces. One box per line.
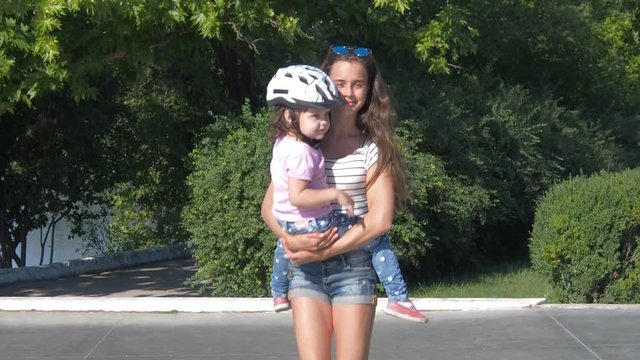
262, 45, 426, 360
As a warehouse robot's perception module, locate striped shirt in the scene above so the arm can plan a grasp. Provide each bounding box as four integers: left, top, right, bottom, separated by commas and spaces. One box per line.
325, 138, 378, 216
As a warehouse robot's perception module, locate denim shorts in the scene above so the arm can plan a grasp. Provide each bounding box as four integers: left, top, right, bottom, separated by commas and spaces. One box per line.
288, 249, 377, 306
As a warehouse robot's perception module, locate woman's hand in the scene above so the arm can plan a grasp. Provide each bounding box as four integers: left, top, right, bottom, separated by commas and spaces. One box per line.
282, 227, 338, 264
282, 226, 339, 252
286, 248, 328, 265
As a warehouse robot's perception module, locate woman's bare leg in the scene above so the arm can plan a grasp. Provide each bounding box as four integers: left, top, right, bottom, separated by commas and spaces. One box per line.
291, 297, 333, 360
333, 304, 376, 360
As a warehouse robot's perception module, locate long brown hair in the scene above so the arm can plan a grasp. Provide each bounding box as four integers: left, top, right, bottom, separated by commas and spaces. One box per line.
320, 48, 409, 213
269, 105, 290, 143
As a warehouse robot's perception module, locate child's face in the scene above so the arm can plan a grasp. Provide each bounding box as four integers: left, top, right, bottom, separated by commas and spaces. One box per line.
293, 108, 331, 140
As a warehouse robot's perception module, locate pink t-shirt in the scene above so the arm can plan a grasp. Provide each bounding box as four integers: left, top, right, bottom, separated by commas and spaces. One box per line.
270, 136, 332, 222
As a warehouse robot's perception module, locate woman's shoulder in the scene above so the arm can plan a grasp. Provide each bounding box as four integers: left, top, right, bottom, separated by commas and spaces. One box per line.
362, 137, 376, 147
358, 137, 377, 153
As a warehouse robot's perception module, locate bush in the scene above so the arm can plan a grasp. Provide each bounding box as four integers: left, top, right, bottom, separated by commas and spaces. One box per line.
102, 81, 201, 252
394, 120, 493, 277
530, 168, 640, 303
181, 105, 482, 295
182, 106, 274, 296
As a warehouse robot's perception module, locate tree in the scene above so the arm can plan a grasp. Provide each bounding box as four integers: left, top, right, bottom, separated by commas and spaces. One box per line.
0, 81, 125, 267
0, 0, 308, 267
2, 0, 638, 277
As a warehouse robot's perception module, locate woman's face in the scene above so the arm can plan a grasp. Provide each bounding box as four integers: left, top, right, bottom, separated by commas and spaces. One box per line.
329, 60, 368, 115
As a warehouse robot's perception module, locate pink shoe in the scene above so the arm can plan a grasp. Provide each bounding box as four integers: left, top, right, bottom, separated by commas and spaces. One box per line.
384, 301, 428, 323
273, 297, 291, 312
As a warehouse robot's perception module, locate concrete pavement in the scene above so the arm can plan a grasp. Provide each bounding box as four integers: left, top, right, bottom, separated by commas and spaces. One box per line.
1, 257, 639, 359
2, 308, 639, 359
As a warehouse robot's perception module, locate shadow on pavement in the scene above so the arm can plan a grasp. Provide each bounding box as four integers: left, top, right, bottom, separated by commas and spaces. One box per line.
0, 258, 201, 297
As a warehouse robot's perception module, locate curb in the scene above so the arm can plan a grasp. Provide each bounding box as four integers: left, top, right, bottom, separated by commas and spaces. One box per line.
538, 303, 640, 310
0, 244, 190, 287
0, 297, 548, 313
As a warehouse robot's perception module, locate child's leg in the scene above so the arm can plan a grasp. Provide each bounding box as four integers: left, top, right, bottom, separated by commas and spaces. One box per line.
367, 233, 409, 302
270, 239, 290, 299
368, 233, 428, 323
271, 213, 334, 312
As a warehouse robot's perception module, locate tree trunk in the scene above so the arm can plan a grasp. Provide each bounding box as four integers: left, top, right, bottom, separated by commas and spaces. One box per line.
0, 208, 11, 268
49, 221, 56, 265
15, 229, 26, 268
39, 227, 46, 266
39, 221, 54, 266
212, 42, 258, 110
0, 207, 29, 268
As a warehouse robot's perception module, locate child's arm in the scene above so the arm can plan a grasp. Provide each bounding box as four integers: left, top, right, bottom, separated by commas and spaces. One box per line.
288, 177, 354, 216
287, 164, 394, 264
261, 181, 339, 252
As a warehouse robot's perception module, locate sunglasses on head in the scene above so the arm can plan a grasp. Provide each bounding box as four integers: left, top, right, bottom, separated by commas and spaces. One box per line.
330, 45, 371, 57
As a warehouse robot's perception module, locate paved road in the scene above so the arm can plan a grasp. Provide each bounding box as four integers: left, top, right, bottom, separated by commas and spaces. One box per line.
2, 308, 639, 359
1, 258, 639, 359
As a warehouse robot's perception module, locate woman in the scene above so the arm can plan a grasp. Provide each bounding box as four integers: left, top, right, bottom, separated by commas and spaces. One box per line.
261, 45, 411, 359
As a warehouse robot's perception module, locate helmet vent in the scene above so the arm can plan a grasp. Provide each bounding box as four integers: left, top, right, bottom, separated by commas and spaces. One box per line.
315, 84, 329, 99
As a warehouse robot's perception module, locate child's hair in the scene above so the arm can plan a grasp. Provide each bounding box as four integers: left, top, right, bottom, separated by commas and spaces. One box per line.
320, 46, 409, 213
269, 105, 293, 143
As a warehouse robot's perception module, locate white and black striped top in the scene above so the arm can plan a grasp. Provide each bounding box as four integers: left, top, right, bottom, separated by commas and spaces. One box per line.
325, 138, 378, 216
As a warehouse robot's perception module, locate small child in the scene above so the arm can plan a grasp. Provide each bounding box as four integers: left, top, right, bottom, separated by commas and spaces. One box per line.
266, 64, 352, 313
266, 64, 427, 323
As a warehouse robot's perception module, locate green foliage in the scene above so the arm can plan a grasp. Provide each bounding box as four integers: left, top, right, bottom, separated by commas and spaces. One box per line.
107, 180, 186, 252
0, 76, 127, 267
372, 0, 412, 14
391, 127, 442, 268
596, 8, 640, 85
2, 0, 639, 284
181, 105, 497, 295
530, 168, 640, 303
398, 70, 633, 265
182, 106, 273, 296
102, 78, 200, 252
465, 0, 640, 113
394, 120, 492, 276
0, 0, 305, 115
414, 4, 478, 75
414, 260, 552, 298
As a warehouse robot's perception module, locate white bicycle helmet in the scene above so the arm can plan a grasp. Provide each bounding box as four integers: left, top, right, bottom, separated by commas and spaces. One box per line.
266, 65, 345, 109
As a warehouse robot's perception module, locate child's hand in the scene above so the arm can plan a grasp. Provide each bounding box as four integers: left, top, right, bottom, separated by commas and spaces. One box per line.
336, 190, 354, 217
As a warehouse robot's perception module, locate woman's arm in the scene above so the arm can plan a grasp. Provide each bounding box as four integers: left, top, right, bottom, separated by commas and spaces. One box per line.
287, 164, 395, 263
261, 181, 289, 240
261, 181, 338, 252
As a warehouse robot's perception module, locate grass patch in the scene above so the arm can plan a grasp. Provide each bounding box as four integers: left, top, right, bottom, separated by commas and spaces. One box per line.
410, 261, 552, 298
